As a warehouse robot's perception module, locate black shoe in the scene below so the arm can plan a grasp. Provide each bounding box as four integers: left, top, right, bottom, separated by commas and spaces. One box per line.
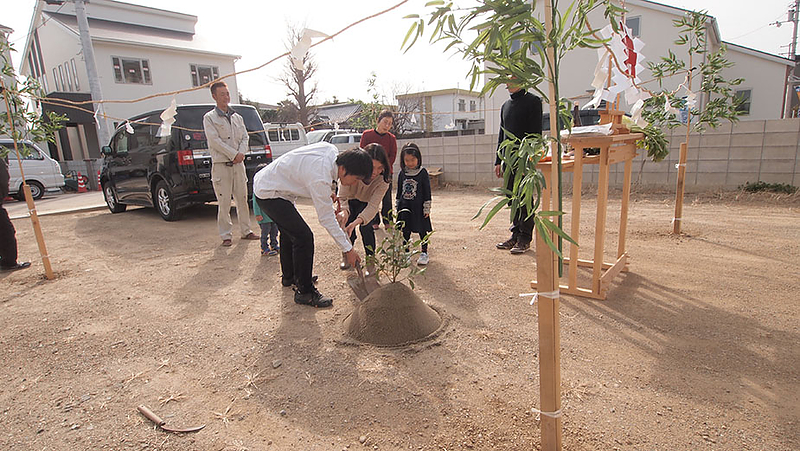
1, 262, 31, 271
281, 275, 318, 287
510, 241, 531, 254
496, 238, 517, 250
294, 287, 333, 308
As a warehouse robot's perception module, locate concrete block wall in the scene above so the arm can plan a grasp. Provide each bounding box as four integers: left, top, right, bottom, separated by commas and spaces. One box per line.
398, 118, 800, 191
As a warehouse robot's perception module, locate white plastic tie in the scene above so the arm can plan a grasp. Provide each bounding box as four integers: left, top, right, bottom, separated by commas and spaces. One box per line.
519, 290, 560, 305
675, 163, 686, 169
531, 407, 563, 420
671, 217, 682, 224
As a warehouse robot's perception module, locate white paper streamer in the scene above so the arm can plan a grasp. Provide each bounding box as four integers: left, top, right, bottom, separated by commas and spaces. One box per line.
290, 28, 329, 71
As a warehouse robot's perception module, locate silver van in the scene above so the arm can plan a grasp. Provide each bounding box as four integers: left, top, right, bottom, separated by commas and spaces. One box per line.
264, 122, 307, 158
1, 140, 65, 200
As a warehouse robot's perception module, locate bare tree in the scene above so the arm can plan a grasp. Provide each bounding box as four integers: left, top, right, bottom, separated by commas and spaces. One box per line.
278, 25, 318, 126
391, 82, 423, 136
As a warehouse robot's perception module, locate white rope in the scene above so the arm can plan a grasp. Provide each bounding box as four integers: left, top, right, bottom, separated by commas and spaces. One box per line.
531, 407, 563, 420
519, 290, 560, 305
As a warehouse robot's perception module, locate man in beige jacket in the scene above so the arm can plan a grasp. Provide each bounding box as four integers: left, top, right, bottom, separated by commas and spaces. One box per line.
203, 81, 258, 246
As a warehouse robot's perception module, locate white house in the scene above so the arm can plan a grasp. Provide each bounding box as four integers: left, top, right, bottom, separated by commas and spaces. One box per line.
20, 0, 240, 162
484, 0, 795, 134
396, 88, 484, 133
1, 24, 14, 137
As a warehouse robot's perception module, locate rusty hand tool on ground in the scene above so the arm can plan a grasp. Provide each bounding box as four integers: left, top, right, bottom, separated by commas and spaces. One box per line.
347, 261, 380, 300
137, 405, 205, 433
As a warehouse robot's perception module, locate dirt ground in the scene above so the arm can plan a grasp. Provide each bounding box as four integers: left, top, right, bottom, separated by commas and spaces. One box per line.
1, 187, 798, 451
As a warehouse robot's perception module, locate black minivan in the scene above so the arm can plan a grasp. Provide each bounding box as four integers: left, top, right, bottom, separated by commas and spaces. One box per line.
100, 104, 272, 221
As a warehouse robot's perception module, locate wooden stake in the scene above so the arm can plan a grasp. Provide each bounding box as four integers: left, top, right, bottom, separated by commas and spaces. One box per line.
537, 1, 562, 450
0, 77, 55, 280
673, 50, 694, 234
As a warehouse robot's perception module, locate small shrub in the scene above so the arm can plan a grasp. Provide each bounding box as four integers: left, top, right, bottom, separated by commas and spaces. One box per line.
739, 181, 798, 194
365, 210, 431, 289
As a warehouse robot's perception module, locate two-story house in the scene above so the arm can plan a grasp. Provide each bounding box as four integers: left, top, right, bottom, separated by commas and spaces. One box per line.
397, 88, 484, 133
484, 0, 795, 134
20, 0, 240, 162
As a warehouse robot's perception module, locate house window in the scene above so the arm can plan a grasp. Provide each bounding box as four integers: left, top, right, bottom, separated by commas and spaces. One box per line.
63, 63, 72, 91
53, 68, 61, 91
470, 100, 476, 112
112, 56, 152, 84
70, 58, 80, 91
58, 65, 66, 92
458, 99, 466, 112
190, 64, 220, 87
626, 16, 641, 37
734, 89, 752, 115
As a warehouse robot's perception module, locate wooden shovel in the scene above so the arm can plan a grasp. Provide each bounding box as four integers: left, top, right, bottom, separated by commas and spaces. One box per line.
347, 262, 380, 301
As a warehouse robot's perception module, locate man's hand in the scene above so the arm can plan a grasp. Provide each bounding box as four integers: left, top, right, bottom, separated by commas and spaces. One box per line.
494, 164, 502, 178
345, 217, 364, 236
423, 213, 430, 218
232, 152, 245, 164
255, 215, 263, 221
336, 210, 348, 228
344, 249, 361, 268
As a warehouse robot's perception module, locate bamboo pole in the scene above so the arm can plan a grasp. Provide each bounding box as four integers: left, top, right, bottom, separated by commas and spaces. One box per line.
0, 77, 55, 280
536, 1, 562, 449
673, 51, 694, 234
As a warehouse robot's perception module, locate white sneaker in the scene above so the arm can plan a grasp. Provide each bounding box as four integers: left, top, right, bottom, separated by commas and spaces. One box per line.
417, 252, 429, 265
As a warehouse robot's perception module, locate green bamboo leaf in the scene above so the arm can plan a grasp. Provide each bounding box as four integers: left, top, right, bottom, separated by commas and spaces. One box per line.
402, 21, 419, 51
479, 197, 510, 229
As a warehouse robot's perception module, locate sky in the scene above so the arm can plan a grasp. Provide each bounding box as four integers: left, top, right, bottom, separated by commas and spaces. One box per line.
3, 0, 796, 106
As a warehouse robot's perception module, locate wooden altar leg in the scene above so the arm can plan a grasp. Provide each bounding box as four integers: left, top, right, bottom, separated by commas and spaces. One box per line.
568, 146, 583, 290
592, 145, 610, 296
618, 154, 633, 259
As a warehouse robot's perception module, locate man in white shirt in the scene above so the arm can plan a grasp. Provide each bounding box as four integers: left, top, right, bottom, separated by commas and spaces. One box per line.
253, 143, 373, 308
202, 81, 259, 247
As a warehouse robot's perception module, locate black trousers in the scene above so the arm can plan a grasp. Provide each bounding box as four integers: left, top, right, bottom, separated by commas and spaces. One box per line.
256, 197, 315, 293
347, 199, 376, 256
0, 205, 19, 268
371, 183, 393, 226
402, 228, 429, 253
506, 172, 535, 244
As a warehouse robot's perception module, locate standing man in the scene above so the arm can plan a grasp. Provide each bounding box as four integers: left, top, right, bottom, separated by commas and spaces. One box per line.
203, 81, 259, 247
494, 81, 543, 254
254, 143, 373, 308
0, 156, 31, 271
360, 109, 397, 229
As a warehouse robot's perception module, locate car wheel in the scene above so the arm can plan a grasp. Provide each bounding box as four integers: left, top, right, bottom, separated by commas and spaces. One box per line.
103, 183, 127, 213
27, 181, 45, 200
155, 180, 181, 221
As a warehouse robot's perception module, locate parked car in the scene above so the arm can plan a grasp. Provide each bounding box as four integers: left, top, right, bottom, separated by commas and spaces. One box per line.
306, 129, 354, 144
0, 139, 65, 200
264, 122, 307, 158
100, 104, 272, 221
329, 133, 363, 151
541, 108, 603, 131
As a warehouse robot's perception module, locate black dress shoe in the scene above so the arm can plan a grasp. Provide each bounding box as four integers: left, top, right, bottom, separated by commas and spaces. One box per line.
294, 287, 333, 308
496, 238, 517, 250
1, 262, 31, 271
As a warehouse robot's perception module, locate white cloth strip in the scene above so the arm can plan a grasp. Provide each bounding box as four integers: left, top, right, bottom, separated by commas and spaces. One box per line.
531, 407, 563, 419
520, 290, 560, 305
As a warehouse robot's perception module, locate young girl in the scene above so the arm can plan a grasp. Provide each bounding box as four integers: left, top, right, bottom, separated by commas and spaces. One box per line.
396, 143, 432, 265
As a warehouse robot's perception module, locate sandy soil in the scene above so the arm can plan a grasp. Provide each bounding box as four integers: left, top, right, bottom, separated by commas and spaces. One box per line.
1, 187, 798, 451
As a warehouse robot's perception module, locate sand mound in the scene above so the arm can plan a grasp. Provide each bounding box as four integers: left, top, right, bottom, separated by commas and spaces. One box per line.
343, 282, 442, 346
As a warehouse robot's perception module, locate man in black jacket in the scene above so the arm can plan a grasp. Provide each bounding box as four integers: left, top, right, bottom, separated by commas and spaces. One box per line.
0, 156, 31, 271
494, 82, 543, 254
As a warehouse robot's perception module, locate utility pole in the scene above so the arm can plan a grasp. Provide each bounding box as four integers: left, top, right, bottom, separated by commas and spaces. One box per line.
74, 0, 110, 147
780, 0, 799, 118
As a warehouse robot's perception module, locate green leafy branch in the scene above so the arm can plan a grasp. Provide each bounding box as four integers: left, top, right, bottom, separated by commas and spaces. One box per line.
365, 210, 431, 289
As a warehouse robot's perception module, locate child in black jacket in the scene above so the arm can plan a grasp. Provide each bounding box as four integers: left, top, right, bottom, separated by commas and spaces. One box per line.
396, 143, 432, 265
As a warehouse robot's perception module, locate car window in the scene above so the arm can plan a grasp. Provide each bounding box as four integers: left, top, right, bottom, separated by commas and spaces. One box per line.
1, 143, 42, 160
267, 129, 280, 142
330, 136, 347, 144
114, 131, 129, 153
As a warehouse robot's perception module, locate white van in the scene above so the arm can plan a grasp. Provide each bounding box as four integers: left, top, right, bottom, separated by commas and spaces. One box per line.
263, 122, 307, 158
329, 133, 363, 151
1, 140, 65, 200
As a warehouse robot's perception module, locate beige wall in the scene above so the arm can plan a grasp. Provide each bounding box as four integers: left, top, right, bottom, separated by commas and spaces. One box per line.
399, 119, 800, 191
724, 47, 788, 121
